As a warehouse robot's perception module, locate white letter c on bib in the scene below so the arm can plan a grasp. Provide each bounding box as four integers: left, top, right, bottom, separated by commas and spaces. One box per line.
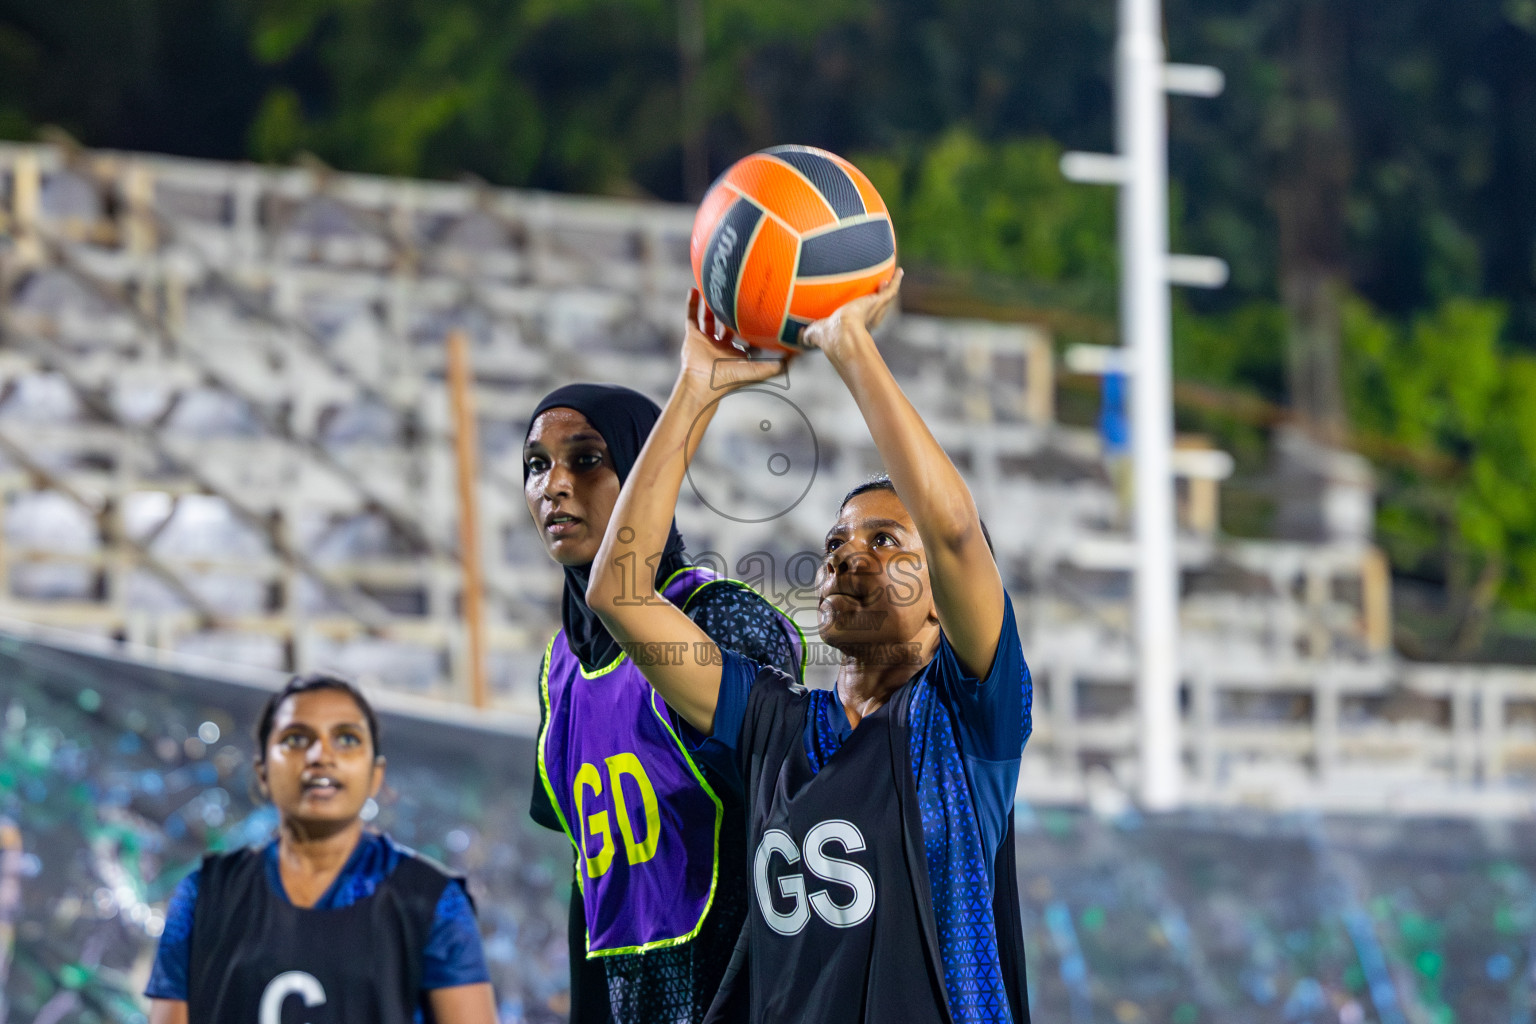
260, 970, 327, 1024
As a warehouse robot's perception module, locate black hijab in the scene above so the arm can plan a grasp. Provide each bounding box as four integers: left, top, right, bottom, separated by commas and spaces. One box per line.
525, 383, 690, 671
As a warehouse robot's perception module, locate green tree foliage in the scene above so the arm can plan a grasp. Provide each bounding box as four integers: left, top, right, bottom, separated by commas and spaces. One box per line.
244, 0, 869, 193
2, 0, 1530, 327
1342, 296, 1536, 620
0, 0, 265, 158
862, 132, 1116, 291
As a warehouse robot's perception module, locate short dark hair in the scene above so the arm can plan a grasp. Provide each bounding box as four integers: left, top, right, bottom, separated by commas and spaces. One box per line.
840, 475, 897, 511
255, 673, 381, 764
838, 475, 995, 554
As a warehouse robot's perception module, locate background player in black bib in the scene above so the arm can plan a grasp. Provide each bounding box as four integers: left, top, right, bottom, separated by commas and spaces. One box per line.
588, 273, 1033, 1024
145, 675, 497, 1024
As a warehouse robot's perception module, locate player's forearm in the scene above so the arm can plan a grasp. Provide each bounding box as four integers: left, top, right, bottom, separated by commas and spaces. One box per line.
824, 327, 982, 551
587, 374, 724, 733
428, 982, 498, 1024
587, 374, 714, 613
148, 1001, 188, 1024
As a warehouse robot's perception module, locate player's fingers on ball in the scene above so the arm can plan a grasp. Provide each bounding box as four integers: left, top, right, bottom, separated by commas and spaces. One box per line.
869, 272, 900, 310
687, 288, 701, 324
867, 271, 902, 327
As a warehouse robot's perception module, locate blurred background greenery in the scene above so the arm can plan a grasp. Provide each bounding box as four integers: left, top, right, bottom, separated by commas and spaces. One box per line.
2, 0, 1534, 658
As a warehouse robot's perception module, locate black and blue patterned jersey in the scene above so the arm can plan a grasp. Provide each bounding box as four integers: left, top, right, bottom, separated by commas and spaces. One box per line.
715, 593, 1032, 1024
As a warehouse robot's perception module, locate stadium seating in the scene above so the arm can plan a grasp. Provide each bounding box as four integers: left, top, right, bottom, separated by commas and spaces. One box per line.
2, 142, 1535, 820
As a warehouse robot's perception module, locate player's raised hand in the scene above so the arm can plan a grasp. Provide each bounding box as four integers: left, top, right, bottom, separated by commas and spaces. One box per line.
798, 268, 903, 362
681, 288, 794, 392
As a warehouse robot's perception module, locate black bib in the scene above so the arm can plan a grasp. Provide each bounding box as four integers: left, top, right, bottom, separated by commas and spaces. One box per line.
187, 846, 451, 1024
710, 670, 1033, 1024
736, 675, 952, 1024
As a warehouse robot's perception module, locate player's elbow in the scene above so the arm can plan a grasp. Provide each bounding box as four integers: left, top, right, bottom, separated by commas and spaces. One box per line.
927, 492, 983, 553
584, 564, 623, 619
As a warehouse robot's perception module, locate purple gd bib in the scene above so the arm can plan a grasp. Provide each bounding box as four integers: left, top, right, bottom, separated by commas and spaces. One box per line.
537, 566, 734, 956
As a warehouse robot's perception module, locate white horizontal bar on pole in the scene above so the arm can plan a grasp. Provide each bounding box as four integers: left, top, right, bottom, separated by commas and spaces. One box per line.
1166, 253, 1230, 288
1171, 448, 1235, 480
1060, 151, 1128, 185
1065, 343, 1136, 376
1163, 63, 1225, 98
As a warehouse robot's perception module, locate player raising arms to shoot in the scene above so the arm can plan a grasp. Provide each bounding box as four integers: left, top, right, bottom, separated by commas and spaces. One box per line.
588, 271, 1033, 1024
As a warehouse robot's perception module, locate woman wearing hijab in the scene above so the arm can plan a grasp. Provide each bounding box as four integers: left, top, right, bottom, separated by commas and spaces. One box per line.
523, 382, 803, 1024
588, 278, 1033, 1024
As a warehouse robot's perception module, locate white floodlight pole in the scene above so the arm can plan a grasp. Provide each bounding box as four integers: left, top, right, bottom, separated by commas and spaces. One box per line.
1062, 0, 1225, 811
1121, 0, 1180, 811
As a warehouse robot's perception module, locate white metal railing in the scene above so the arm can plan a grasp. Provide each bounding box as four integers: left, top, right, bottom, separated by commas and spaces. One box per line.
1018, 657, 1536, 814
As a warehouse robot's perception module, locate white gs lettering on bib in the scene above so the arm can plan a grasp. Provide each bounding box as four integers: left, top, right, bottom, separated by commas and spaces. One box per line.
753, 820, 876, 936
260, 970, 327, 1024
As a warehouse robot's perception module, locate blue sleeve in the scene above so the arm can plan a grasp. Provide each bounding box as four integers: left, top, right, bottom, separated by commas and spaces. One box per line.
691, 649, 761, 765
684, 582, 802, 681
421, 880, 491, 989
932, 593, 1030, 762
673, 591, 785, 786
928, 594, 1032, 864
144, 869, 200, 1000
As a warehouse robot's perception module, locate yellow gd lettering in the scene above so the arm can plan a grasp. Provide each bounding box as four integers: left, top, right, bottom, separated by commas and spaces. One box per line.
606, 753, 660, 866
574, 762, 615, 878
